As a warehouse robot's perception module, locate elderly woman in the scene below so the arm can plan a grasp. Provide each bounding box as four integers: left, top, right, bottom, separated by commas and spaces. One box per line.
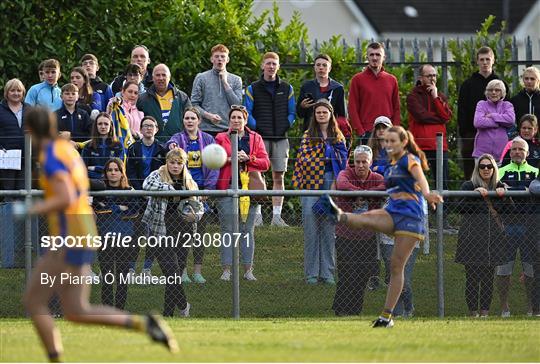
142, 148, 202, 317
292, 99, 348, 284
455, 153, 507, 317
0, 78, 27, 190
215, 105, 270, 281
510, 66, 540, 125
332, 145, 385, 315
473, 79, 515, 160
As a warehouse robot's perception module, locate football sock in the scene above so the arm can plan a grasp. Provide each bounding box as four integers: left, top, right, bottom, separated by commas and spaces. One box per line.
126, 315, 146, 332
273, 206, 282, 215
380, 309, 393, 320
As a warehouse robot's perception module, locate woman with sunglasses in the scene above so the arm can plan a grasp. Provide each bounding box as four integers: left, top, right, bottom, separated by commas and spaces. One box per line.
165, 107, 219, 283
215, 105, 270, 281
455, 153, 507, 317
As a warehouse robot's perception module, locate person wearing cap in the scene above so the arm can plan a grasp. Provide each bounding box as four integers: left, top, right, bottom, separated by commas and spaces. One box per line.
367, 116, 393, 175
348, 42, 400, 144
291, 99, 348, 284
332, 145, 385, 315
296, 54, 349, 138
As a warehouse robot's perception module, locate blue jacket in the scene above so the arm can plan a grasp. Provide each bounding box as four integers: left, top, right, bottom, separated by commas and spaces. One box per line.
0, 100, 27, 150
93, 185, 138, 236
56, 105, 92, 143
165, 130, 219, 189
90, 77, 113, 112
126, 140, 167, 190
24, 81, 62, 111
81, 139, 125, 179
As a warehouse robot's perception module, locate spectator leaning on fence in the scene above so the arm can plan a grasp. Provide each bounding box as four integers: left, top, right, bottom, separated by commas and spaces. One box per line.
455, 153, 507, 318
215, 105, 270, 281
191, 44, 243, 138
137, 63, 192, 142
80, 53, 113, 112
332, 145, 385, 315
367, 116, 392, 175
499, 114, 540, 168
473, 79, 515, 161
142, 148, 203, 317
81, 112, 125, 180
510, 66, 540, 129
56, 83, 92, 145
245, 51, 295, 227
0, 78, 27, 191
496, 136, 539, 317
25, 58, 62, 111
291, 99, 348, 285
347, 42, 400, 144
296, 53, 350, 139
93, 158, 139, 310
166, 107, 219, 284
458, 46, 509, 180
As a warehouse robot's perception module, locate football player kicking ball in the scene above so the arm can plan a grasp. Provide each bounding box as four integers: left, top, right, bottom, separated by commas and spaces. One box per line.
316, 126, 442, 328
20, 107, 178, 362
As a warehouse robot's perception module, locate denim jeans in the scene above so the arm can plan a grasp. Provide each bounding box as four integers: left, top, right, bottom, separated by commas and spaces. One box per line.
301, 171, 336, 280
217, 197, 256, 266
380, 243, 419, 315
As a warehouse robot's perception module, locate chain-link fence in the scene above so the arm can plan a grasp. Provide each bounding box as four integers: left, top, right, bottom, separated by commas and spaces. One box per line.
1, 188, 538, 319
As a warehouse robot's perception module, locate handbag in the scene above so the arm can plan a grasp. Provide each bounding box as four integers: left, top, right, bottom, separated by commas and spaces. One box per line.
248, 171, 267, 202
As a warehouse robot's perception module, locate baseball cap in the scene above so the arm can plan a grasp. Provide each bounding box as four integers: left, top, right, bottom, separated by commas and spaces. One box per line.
373, 116, 392, 128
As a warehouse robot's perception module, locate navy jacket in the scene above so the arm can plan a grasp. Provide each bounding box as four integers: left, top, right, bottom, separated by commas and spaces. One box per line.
126, 139, 167, 190
81, 139, 125, 179
0, 100, 27, 150
56, 105, 92, 143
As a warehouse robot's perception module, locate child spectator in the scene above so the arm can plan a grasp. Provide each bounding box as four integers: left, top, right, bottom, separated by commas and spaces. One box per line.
56, 83, 92, 144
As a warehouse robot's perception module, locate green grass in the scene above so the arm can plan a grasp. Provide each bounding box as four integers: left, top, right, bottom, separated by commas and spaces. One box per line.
1, 318, 538, 362
0, 224, 532, 318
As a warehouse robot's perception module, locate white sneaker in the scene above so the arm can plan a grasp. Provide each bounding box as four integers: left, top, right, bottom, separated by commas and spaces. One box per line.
271, 215, 288, 227
141, 268, 153, 277
501, 310, 511, 318
243, 269, 257, 281
179, 302, 190, 317
220, 271, 231, 281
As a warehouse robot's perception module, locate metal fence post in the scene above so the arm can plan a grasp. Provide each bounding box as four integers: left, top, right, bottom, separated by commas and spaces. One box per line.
436, 133, 445, 317
230, 131, 240, 319
24, 133, 32, 281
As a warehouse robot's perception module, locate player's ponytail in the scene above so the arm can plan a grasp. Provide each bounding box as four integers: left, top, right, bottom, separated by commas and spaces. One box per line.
387, 126, 429, 171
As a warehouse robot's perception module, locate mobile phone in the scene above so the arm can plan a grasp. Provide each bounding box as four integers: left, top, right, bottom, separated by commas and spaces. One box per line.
305, 93, 314, 101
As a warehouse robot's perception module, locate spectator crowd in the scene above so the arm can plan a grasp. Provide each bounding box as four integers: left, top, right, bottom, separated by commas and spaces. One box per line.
0, 42, 539, 318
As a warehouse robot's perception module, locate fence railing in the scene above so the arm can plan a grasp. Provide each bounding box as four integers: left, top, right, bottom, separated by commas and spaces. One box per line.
279, 36, 540, 95
0, 135, 538, 320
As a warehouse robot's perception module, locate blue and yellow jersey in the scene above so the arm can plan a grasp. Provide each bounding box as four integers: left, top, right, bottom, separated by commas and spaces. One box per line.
40, 139, 98, 242
384, 153, 425, 220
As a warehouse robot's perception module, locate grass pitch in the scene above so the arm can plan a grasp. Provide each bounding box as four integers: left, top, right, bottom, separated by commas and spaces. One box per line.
1, 317, 539, 362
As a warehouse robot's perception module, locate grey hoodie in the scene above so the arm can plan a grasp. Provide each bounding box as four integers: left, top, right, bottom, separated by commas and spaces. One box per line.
191, 68, 243, 133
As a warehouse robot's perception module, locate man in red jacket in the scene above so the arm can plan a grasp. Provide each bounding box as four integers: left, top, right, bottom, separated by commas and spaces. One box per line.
348, 42, 400, 144
407, 64, 456, 233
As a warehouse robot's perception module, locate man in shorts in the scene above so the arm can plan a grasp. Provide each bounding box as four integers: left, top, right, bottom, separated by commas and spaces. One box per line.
245, 52, 295, 226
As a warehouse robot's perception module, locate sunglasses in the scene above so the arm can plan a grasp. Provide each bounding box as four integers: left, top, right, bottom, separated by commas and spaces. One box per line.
231, 105, 246, 111
479, 164, 494, 170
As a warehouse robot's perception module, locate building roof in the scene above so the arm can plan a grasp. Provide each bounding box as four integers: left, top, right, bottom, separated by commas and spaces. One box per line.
354, 0, 538, 34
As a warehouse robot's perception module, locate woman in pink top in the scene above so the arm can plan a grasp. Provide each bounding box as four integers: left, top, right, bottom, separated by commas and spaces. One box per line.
473, 79, 515, 160
107, 81, 144, 138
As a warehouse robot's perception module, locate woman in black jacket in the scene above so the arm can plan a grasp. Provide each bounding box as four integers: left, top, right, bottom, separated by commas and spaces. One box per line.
455, 153, 507, 317
94, 158, 138, 309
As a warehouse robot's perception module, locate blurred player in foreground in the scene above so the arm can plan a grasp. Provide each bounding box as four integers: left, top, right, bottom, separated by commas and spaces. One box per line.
315, 126, 442, 328
20, 107, 178, 362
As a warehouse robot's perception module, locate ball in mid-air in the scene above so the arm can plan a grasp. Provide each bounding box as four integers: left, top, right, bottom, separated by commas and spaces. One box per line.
201, 144, 227, 170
